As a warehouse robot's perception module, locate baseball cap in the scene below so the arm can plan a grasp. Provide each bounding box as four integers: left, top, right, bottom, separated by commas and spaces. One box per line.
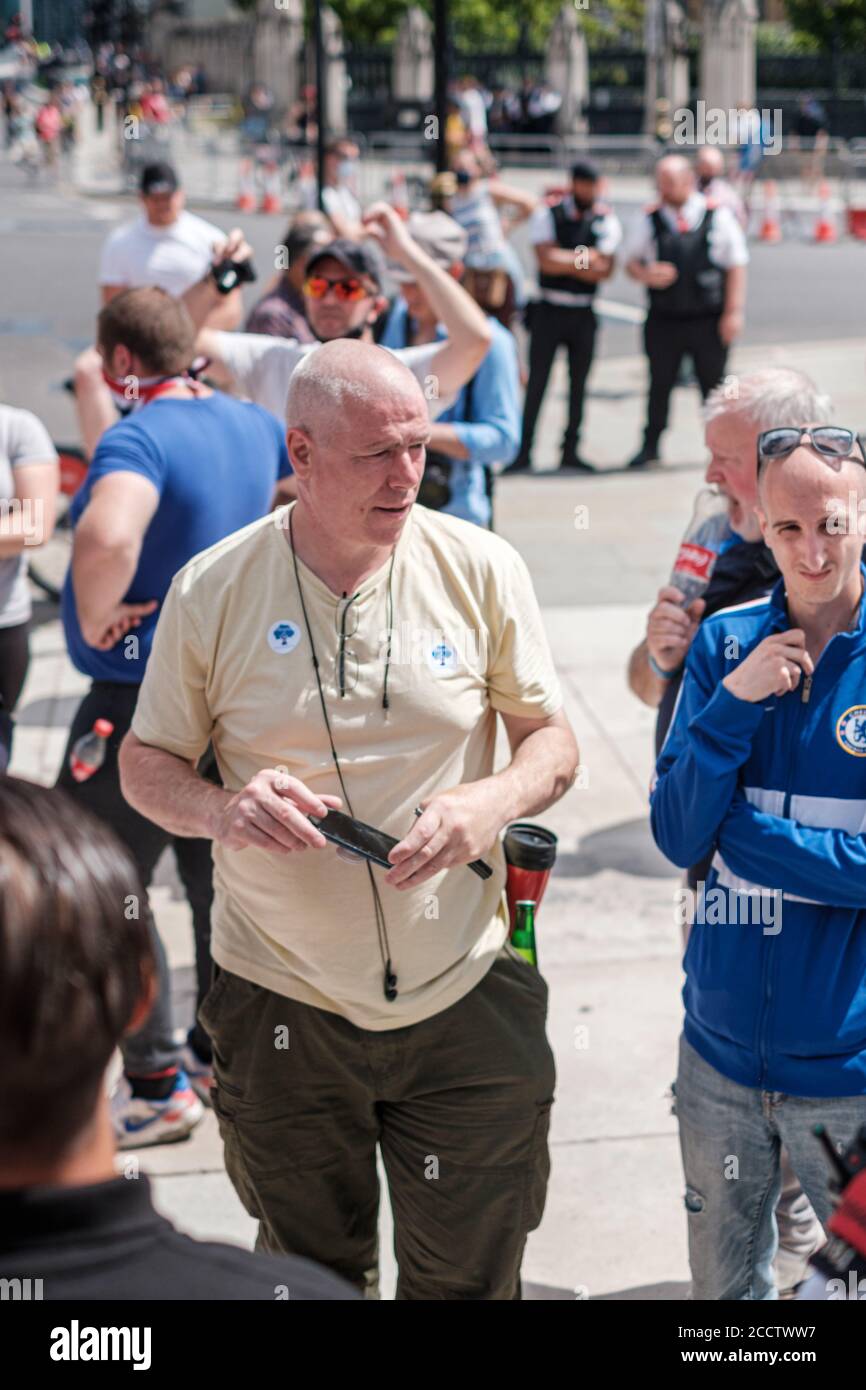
304, 238, 386, 290
570, 159, 600, 183
140, 161, 179, 196
388, 211, 468, 282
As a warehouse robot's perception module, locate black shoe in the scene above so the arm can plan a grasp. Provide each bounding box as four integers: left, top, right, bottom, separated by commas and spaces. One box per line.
558, 457, 597, 474
626, 446, 660, 470
501, 457, 531, 475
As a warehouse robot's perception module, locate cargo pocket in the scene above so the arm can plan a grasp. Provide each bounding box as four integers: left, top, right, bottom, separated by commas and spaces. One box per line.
196, 961, 231, 1040
211, 1083, 264, 1224
520, 1099, 553, 1234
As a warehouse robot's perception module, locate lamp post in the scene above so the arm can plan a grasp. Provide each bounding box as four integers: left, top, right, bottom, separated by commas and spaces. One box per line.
433, 0, 449, 173
314, 0, 326, 211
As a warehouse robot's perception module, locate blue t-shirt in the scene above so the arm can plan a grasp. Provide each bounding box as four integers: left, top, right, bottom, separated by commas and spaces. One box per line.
62, 392, 290, 683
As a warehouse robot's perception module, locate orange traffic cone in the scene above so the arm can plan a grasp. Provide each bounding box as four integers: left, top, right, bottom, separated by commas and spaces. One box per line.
235, 157, 256, 212
259, 161, 282, 214
814, 181, 837, 243
390, 168, 409, 220
759, 180, 782, 243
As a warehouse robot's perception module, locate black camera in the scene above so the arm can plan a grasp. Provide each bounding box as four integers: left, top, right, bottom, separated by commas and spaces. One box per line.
210, 258, 258, 295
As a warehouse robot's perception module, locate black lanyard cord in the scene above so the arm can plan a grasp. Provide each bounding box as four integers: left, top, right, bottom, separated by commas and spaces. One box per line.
287, 507, 398, 1001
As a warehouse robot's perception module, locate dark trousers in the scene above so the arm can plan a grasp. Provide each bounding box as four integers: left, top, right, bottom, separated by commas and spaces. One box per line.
201, 946, 556, 1300
0, 618, 30, 710
643, 312, 728, 451
56, 681, 219, 1073
519, 302, 597, 467
0, 619, 30, 770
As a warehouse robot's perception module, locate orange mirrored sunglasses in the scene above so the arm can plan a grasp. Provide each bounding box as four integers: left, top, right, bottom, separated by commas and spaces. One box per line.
303, 275, 369, 302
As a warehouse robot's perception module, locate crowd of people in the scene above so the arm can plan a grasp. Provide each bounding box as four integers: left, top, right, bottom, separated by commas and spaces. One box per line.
0, 130, 864, 1305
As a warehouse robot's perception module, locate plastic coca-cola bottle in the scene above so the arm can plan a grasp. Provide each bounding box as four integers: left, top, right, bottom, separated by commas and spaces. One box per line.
68, 719, 114, 783
669, 489, 731, 607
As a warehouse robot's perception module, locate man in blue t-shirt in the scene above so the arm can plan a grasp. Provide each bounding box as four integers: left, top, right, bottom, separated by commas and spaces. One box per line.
57, 287, 291, 1149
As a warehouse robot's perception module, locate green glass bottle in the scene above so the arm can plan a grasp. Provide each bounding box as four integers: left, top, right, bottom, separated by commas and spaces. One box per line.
512, 899, 538, 968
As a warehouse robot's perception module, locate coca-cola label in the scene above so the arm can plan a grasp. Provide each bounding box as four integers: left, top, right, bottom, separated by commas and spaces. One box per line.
69, 755, 96, 784
673, 541, 716, 582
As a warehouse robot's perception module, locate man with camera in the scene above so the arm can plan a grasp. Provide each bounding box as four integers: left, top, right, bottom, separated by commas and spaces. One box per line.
99, 162, 242, 331
119, 337, 578, 1299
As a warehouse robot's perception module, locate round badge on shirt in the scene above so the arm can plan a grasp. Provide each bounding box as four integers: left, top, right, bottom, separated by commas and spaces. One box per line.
426, 639, 458, 675
267, 620, 302, 654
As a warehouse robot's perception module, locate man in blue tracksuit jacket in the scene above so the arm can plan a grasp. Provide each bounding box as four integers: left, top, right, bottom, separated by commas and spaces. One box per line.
651, 429, 866, 1299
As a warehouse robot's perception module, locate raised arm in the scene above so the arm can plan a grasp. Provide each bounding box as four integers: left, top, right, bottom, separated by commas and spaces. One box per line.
362, 201, 492, 400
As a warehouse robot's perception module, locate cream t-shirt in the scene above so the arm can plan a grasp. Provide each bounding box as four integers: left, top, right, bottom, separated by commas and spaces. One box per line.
132, 503, 562, 1030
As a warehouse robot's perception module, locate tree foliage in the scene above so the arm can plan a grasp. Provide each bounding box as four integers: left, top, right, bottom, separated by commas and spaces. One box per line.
231, 0, 644, 49
784, 0, 866, 50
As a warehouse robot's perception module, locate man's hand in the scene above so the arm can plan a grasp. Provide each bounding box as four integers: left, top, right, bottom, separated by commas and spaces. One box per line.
722, 630, 814, 703
361, 201, 418, 268
719, 309, 744, 346
83, 599, 158, 650
643, 260, 678, 289
211, 769, 343, 855
385, 782, 501, 890
646, 585, 705, 675
209, 227, 253, 273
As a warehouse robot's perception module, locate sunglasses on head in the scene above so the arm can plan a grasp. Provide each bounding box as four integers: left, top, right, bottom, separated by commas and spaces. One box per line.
756, 426, 866, 474
303, 274, 370, 302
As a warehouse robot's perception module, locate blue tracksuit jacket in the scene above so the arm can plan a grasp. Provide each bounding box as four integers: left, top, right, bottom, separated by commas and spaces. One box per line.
651, 569, 866, 1097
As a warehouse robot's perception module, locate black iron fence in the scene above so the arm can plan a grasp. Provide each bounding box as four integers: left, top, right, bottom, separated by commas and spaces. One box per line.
343, 44, 866, 139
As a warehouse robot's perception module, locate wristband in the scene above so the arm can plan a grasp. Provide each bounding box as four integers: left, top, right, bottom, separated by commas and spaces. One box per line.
648, 653, 683, 681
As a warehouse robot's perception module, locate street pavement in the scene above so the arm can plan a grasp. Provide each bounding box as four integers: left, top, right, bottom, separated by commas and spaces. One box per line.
4, 150, 866, 1299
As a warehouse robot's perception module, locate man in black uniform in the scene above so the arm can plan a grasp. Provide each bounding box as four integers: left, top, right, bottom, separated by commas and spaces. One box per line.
507, 160, 622, 475
624, 154, 748, 470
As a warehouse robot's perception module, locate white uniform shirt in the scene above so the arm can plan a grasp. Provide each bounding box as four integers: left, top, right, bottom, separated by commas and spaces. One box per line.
623, 191, 749, 270
529, 197, 623, 306
99, 210, 227, 296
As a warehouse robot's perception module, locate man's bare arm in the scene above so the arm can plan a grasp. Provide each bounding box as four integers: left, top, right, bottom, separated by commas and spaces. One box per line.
628, 637, 667, 709
119, 732, 343, 851
362, 202, 492, 399
120, 733, 229, 838
385, 708, 578, 889
494, 707, 579, 819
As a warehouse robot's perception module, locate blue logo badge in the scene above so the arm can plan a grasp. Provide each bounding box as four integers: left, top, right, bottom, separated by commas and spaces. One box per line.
836, 705, 866, 757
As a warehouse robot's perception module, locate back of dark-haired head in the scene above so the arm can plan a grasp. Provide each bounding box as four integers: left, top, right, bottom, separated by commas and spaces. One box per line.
282, 211, 330, 267
97, 286, 196, 377
0, 778, 152, 1164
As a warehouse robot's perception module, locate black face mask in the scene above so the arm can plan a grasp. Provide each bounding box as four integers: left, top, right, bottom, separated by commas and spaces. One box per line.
698, 174, 711, 191
573, 194, 594, 212
312, 320, 368, 344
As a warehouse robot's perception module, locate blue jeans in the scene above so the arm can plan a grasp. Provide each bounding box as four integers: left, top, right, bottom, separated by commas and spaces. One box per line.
675, 1034, 866, 1300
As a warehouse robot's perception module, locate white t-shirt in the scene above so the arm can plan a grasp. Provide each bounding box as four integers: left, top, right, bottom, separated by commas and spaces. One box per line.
99, 210, 227, 296
0, 405, 58, 628
212, 331, 455, 421
321, 184, 362, 227
623, 192, 749, 270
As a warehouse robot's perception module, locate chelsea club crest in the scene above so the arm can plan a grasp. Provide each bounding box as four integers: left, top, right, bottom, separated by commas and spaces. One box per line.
836, 706, 866, 757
